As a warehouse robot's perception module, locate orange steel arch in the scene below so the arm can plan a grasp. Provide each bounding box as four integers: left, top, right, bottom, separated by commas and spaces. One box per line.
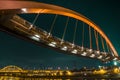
0, 1, 118, 57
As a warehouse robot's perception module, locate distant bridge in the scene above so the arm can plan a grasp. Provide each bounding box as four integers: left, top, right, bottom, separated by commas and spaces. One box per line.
0, 1, 119, 62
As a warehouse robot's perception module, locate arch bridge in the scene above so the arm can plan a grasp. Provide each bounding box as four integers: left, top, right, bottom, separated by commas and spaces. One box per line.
0, 65, 23, 72
0, 1, 119, 62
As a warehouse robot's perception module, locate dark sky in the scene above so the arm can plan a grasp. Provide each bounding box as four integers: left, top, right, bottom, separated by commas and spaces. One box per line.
0, 0, 120, 69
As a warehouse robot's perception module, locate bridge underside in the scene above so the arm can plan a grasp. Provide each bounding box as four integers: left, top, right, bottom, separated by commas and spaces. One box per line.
0, 14, 114, 62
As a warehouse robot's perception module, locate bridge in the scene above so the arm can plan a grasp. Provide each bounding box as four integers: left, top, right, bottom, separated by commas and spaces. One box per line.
0, 1, 119, 62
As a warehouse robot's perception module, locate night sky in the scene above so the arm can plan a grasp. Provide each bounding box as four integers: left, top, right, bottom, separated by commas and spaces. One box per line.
0, 0, 120, 69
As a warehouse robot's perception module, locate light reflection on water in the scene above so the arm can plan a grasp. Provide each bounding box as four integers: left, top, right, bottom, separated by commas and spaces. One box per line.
0, 76, 116, 80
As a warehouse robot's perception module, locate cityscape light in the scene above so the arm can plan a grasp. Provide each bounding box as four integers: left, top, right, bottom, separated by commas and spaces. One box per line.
113, 68, 119, 73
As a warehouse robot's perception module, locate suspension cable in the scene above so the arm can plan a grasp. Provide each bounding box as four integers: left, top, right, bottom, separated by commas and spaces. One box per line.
61, 17, 69, 42
82, 22, 84, 47
97, 32, 99, 50
100, 36, 105, 52
94, 30, 99, 51
106, 42, 110, 53
89, 25, 92, 49
49, 14, 58, 35
106, 42, 115, 56
29, 9, 43, 29
32, 13, 39, 26
73, 20, 78, 44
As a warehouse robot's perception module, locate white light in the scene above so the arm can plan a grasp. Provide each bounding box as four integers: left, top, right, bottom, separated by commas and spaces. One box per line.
29, 25, 33, 29
48, 42, 56, 47
81, 52, 87, 56
30, 35, 40, 41
114, 61, 117, 66
90, 54, 95, 58
98, 65, 101, 68
35, 34, 40, 38
51, 42, 56, 45
113, 57, 118, 60
71, 49, 77, 54
21, 8, 27, 12
96, 51, 100, 54
89, 49, 92, 52
98, 55, 102, 59
61, 46, 67, 51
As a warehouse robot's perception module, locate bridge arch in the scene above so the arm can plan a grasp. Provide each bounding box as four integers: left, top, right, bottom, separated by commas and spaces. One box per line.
0, 65, 23, 72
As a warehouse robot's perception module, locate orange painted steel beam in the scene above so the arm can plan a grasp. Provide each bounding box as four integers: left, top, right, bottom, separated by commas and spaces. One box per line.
0, 1, 118, 57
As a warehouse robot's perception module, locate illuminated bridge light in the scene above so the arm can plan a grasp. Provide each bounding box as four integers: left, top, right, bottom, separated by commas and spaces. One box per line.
35, 34, 40, 38
86, 49, 93, 56
48, 42, 56, 47
71, 49, 77, 54
81, 52, 87, 56
98, 55, 103, 59
30, 34, 40, 41
21, 8, 27, 12
61, 46, 67, 51
96, 51, 100, 54
29, 24, 33, 29
47, 33, 51, 38
90, 54, 95, 58
88, 49, 93, 53
113, 57, 118, 61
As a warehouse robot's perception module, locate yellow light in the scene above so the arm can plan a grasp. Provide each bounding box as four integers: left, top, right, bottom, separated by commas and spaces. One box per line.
59, 72, 63, 76
93, 69, 107, 74
66, 71, 72, 75
99, 69, 106, 74
114, 68, 119, 73
54, 73, 57, 76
